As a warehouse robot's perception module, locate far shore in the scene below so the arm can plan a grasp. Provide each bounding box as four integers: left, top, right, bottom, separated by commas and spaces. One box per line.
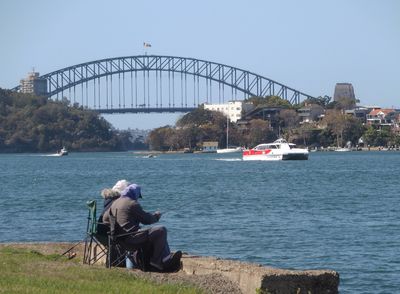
1, 146, 398, 155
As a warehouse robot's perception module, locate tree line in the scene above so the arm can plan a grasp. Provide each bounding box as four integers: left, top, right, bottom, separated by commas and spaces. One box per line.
0, 88, 132, 152
1, 89, 398, 153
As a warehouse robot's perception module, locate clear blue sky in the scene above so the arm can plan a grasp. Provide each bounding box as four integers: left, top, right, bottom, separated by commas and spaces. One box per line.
1, 0, 399, 129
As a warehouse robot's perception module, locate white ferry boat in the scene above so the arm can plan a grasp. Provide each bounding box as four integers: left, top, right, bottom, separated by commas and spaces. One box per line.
242, 138, 309, 161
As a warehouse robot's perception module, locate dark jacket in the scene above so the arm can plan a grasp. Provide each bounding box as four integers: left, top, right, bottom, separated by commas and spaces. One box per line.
103, 196, 159, 233
97, 196, 119, 236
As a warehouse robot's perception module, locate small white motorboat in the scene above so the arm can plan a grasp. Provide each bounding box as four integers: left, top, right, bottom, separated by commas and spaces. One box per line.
57, 147, 68, 156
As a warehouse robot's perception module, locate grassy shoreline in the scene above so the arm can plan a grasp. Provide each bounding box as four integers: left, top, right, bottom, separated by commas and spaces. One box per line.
0, 243, 203, 294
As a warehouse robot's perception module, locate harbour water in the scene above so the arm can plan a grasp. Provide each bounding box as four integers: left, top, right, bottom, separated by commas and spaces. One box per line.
0, 151, 399, 293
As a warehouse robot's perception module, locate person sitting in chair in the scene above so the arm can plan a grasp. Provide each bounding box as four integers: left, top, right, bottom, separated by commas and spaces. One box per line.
97, 179, 131, 236
103, 183, 182, 272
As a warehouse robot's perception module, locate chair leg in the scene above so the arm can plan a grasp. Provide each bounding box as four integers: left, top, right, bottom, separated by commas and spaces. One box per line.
83, 235, 92, 265
107, 239, 112, 268
83, 239, 88, 264
87, 237, 94, 265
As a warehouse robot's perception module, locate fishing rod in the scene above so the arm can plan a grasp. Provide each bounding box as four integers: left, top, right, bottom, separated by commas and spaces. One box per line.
59, 239, 83, 259
154, 200, 191, 217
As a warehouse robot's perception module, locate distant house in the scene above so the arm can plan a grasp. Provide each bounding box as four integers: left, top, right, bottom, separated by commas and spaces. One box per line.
297, 104, 325, 123
241, 106, 281, 130
202, 141, 218, 153
366, 108, 397, 127
345, 106, 370, 123
394, 113, 400, 134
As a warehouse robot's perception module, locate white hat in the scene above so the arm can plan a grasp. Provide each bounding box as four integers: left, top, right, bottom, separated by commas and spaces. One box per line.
112, 179, 131, 193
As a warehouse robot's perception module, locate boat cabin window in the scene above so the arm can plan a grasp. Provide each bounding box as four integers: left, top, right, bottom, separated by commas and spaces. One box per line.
255, 144, 280, 150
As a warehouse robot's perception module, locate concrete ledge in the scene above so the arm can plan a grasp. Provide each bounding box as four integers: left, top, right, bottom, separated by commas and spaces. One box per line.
182, 255, 339, 294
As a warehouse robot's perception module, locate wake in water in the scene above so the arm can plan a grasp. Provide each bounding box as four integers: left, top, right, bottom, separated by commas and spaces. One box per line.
215, 158, 242, 161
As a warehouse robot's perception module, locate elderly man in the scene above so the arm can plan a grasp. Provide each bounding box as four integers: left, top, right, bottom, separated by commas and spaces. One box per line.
104, 183, 181, 272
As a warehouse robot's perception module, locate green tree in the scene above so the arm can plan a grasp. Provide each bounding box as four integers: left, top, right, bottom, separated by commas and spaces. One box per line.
176, 107, 225, 127
375, 127, 391, 147
246, 95, 292, 108
279, 109, 299, 136
296, 123, 314, 146
322, 110, 347, 147
0, 88, 127, 152
147, 126, 176, 151
246, 119, 274, 147
363, 126, 378, 147
343, 116, 365, 146
302, 95, 331, 108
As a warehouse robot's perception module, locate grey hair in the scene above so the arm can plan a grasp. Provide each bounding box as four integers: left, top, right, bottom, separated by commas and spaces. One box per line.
101, 188, 121, 199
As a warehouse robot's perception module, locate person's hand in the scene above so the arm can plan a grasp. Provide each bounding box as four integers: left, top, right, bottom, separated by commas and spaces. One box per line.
154, 211, 162, 220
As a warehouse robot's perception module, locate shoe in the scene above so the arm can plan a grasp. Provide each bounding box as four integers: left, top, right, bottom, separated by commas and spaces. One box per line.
162, 251, 182, 272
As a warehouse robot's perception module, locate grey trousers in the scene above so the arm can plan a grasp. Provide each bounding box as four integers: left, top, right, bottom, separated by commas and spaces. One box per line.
122, 225, 171, 267
147, 225, 170, 265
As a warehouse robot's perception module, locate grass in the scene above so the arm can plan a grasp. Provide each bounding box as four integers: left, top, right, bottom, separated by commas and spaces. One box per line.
0, 247, 203, 294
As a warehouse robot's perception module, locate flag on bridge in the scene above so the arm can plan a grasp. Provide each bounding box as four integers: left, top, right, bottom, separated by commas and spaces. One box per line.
143, 42, 152, 48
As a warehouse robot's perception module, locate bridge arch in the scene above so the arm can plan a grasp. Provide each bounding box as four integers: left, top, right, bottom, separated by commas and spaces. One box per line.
14, 55, 316, 112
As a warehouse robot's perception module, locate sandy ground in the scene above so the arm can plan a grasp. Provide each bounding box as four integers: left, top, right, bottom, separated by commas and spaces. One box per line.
0, 242, 242, 294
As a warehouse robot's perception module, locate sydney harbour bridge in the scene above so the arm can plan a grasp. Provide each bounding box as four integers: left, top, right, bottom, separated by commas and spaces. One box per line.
13, 55, 316, 114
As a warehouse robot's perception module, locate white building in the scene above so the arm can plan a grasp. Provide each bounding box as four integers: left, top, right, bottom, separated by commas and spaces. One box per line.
202, 141, 218, 153
20, 72, 47, 96
203, 101, 254, 122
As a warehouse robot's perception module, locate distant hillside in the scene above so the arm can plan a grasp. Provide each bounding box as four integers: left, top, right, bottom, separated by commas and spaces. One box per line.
0, 88, 133, 152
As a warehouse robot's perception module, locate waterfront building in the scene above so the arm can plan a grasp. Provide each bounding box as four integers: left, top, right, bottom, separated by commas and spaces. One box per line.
345, 106, 370, 123
333, 83, 356, 102
202, 141, 218, 153
203, 101, 254, 123
366, 108, 397, 127
20, 71, 47, 96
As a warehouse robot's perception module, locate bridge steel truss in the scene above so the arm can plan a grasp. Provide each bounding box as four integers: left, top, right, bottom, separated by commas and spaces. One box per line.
13, 55, 316, 113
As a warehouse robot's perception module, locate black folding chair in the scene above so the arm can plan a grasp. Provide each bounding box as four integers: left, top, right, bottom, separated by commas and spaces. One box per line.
83, 200, 109, 265
107, 209, 149, 270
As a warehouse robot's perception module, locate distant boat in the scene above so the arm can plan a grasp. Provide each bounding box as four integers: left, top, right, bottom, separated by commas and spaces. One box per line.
335, 141, 352, 152
57, 147, 68, 156
335, 147, 351, 152
217, 116, 242, 154
217, 146, 242, 154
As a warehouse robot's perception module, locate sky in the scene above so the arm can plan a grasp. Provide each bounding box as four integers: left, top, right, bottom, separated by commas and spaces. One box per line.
0, 0, 399, 129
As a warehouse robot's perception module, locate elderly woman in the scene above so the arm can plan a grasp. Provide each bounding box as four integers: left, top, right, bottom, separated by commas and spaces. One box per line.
97, 179, 131, 236
104, 183, 181, 272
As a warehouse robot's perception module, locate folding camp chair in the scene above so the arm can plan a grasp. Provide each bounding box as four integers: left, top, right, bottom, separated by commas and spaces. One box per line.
107, 209, 149, 270
82, 200, 109, 265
